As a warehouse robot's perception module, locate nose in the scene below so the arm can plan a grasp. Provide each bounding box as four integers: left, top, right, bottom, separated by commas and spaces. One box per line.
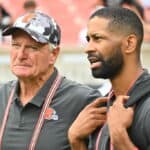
17, 47, 28, 59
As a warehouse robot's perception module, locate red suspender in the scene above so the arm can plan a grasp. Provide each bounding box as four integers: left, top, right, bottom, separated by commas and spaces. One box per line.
29, 74, 62, 149
0, 74, 62, 150
0, 87, 15, 150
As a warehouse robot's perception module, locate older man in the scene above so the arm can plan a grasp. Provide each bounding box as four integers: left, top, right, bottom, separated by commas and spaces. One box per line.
0, 11, 106, 150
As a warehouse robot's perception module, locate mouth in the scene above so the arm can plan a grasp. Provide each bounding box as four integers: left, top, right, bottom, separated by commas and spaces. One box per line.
14, 63, 32, 67
88, 56, 99, 64
87, 56, 102, 69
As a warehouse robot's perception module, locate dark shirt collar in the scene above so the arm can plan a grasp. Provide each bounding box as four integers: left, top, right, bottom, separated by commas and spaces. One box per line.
13, 68, 58, 107
108, 69, 149, 106
127, 69, 149, 94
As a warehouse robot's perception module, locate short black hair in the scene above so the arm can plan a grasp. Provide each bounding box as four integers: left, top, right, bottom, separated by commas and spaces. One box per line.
90, 7, 144, 48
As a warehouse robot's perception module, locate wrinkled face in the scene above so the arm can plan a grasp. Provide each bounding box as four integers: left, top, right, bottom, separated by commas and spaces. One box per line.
85, 17, 124, 79
10, 30, 57, 80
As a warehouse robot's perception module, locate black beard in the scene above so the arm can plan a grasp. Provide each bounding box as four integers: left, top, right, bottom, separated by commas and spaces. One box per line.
90, 49, 124, 80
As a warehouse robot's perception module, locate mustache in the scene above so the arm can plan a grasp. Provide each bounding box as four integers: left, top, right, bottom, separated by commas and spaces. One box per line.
13, 62, 32, 66
87, 52, 104, 62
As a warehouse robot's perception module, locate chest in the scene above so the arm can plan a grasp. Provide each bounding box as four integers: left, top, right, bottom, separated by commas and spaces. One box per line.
0, 100, 72, 150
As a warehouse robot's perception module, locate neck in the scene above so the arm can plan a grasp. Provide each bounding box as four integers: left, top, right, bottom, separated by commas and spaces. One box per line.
19, 68, 54, 106
111, 67, 143, 96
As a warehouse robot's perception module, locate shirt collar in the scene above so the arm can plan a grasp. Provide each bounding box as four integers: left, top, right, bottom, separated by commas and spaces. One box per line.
13, 68, 59, 107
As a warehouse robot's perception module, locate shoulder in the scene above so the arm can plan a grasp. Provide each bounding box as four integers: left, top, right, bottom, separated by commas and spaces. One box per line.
61, 77, 101, 94
0, 80, 17, 107
0, 80, 17, 95
139, 97, 150, 142
140, 96, 150, 116
60, 77, 101, 104
135, 96, 150, 129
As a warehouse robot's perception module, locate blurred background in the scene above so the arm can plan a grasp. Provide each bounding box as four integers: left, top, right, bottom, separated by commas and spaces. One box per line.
0, 0, 150, 91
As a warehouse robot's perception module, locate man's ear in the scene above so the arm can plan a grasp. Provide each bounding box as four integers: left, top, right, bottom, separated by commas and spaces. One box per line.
49, 46, 60, 64
122, 34, 137, 54
52, 46, 60, 57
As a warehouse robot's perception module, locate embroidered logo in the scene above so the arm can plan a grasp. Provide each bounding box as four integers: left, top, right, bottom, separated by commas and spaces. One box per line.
44, 107, 58, 120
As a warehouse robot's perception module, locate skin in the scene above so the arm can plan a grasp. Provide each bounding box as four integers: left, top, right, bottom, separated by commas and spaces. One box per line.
68, 17, 143, 150
68, 97, 108, 150
107, 95, 135, 150
10, 30, 59, 105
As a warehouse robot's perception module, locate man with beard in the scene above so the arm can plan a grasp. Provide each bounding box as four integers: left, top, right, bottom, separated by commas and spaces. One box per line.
68, 7, 150, 150
0, 11, 105, 150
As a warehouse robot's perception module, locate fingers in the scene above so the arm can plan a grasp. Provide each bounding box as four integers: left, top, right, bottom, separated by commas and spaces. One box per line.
90, 106, 107, 115
126, 106, 134, 113
116, 95, 129, 103
113, 95, 129, 107
87, 118, 106, 130
91, 113, 107, 121
87, 97, 108, 108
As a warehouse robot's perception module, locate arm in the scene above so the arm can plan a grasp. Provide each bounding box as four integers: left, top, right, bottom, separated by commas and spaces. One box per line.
68, 134, 87, 150
107, 95, 137, 150
68, 97, 108, 150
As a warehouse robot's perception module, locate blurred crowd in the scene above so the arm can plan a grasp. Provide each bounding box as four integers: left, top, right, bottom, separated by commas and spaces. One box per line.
0, 0, 149, 45
0, 0, 37, 44
0, 3, 12, 42
79, 0, 150, 45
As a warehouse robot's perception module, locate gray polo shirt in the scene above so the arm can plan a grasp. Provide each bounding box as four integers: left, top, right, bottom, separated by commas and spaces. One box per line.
0, 69, 101, 150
